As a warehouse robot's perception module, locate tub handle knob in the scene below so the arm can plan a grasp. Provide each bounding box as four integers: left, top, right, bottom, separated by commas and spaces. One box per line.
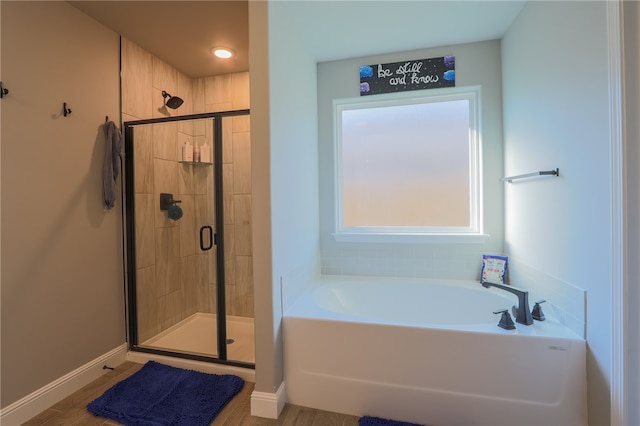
493, 309, 516, 330
532, 300, 546, 321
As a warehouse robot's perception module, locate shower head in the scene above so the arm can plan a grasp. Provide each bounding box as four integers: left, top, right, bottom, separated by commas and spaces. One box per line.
161, 91, 184, 109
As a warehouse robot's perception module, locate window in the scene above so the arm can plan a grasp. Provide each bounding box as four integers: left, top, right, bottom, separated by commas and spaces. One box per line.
334, 87, 483, 242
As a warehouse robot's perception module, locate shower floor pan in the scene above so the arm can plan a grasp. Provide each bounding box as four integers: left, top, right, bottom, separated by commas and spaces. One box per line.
141, 313, 255, 364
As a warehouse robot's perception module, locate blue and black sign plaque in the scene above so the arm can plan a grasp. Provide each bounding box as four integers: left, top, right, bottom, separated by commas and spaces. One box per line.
359, 56, 455, 96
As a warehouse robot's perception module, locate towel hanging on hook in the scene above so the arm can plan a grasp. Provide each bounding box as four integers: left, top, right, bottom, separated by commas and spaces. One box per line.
103, 120, 123, 210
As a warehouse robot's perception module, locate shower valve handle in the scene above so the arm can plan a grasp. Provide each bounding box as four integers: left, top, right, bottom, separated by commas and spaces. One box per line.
160, 193, 181, 210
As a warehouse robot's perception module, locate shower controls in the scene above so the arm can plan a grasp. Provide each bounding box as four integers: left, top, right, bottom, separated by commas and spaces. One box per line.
159, 193, 181, 210
160, 193, 183, 221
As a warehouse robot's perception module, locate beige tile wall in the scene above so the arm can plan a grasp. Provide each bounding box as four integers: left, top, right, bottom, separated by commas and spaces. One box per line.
122, 38, 253, 342
222, 116, 253, 317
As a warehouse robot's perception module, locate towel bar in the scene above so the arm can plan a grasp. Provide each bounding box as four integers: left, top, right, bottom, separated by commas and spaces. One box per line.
501, 168, 559, 183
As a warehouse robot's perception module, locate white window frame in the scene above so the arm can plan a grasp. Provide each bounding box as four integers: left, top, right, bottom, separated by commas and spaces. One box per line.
333, 86, 487, 244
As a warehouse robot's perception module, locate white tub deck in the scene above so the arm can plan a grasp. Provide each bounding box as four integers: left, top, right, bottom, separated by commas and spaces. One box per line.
283, 275, 586, 426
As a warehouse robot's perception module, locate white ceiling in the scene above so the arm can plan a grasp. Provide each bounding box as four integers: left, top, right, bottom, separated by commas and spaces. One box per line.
69, 1, 525, 79
287, 1, 526, 62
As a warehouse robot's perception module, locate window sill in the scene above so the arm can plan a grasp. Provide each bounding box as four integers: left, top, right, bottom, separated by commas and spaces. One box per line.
332, 232, 490, 244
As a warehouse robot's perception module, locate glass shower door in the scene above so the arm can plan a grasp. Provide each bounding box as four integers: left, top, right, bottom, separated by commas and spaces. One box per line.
127, 116, 220, 359
124, 111, 254, 367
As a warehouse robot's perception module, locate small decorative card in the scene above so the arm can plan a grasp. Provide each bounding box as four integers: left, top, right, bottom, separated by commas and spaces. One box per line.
481, 254, 509, 284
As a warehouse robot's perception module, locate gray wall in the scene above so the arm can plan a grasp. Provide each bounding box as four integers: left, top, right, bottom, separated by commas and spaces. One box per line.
623, 1, 640, 425
254, 4, 637, 424
502, 2, 612, 424
248, 1, 278, 395
0, 1, 124, 407
249, 0, 322, 395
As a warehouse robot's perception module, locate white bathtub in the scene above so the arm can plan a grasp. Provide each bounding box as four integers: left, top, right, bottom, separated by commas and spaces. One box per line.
283, 275, 586, 426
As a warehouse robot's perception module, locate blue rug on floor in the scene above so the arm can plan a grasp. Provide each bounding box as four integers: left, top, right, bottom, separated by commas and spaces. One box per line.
359, 415, 424, 426
87, 361, 244, 426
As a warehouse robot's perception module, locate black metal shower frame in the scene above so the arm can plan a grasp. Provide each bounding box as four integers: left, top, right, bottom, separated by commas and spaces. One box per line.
123, 109, 253, 369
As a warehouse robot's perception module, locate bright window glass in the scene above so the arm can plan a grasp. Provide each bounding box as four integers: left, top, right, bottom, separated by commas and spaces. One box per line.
335, 87, 481, 237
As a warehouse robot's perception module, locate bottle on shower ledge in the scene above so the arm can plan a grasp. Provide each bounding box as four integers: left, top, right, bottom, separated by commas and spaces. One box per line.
193, 144, 201, 162
182, 140, 193, 162
200, 144, 211, 163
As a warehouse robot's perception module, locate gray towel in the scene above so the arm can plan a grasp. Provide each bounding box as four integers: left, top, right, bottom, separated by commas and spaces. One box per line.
103, 121, 124, 210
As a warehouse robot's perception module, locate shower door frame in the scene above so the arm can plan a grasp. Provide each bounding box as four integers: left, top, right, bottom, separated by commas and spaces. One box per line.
123, 109, 253, 369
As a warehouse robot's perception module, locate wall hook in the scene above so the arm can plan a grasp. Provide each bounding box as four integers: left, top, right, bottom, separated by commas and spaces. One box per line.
0, 81, 8, 99
63, 102, 72, 117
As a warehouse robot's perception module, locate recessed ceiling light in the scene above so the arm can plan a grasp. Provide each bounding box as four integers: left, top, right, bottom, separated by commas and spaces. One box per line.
211, 47, 234, 59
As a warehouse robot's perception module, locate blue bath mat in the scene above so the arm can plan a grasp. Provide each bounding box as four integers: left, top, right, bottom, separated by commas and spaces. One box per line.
359, 415, 424, 426
87, 361, 244, 426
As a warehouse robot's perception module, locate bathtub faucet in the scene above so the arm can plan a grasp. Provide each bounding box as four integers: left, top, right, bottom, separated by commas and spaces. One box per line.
481, 281, 534, 326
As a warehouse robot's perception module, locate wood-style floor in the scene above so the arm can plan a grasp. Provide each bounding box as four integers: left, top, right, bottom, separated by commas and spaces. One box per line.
22, 362, 360, 426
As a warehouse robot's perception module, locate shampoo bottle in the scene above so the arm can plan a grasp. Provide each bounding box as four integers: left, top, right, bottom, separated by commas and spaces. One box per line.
182, 141, 193, 162
200, 144, 211, 163
193, 144, 201, 162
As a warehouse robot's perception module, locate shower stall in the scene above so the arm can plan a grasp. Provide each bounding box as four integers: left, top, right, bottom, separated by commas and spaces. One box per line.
123, 110, 254, 368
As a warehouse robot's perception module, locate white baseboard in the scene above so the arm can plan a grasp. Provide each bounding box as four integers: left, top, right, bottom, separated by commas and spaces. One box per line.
250, 381, 287, 419
0, 343, 127, 426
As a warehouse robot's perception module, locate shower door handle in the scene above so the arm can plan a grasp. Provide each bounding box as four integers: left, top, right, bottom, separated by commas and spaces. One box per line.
199, 225, 213, 251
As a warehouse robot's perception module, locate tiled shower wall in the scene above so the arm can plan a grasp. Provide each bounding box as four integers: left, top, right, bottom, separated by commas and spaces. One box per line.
121, 38, 252, 341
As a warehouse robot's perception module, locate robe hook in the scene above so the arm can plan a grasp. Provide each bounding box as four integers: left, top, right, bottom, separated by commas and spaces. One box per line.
63, 102, 72, 117
0, 81, 8, 99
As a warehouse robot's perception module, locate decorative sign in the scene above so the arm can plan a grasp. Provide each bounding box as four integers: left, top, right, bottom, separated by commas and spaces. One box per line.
359, 56, 455, 96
